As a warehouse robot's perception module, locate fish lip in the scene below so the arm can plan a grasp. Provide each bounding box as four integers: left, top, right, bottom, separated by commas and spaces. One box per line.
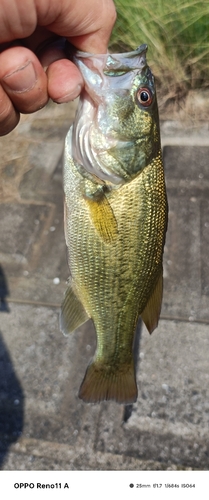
72, 44, 148, 59
78, 45, 148, 75
65, 42, 148, 72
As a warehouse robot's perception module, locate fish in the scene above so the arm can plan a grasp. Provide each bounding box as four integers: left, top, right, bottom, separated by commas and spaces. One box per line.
61, 44, 168, 404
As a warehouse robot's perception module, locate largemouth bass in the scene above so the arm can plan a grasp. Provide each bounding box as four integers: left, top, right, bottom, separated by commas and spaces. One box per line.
61, 45, 168, 404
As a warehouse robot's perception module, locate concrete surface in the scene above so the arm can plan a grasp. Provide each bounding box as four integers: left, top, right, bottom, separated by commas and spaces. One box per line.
0, 99, 209, 471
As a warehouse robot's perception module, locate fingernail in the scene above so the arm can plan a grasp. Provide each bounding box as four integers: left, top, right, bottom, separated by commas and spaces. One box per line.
2, 61, 37, 93
55, 84, 82, 103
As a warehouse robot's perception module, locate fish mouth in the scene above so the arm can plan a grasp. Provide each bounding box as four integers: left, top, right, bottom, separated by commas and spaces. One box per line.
71, 44, 147, 59
66, 42, 148, 76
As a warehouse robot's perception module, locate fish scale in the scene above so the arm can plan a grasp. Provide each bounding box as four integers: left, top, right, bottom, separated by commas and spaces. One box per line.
63, 150, 167, 402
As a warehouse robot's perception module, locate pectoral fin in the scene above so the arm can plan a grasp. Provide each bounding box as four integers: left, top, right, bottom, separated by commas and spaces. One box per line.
84, 193, 118, 244
60, 281, 89, 335
141, 271, 163, 334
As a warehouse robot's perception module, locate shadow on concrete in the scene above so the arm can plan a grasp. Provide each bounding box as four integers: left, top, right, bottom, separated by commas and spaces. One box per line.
0, 331, 24, 469
0, 265, 10, 313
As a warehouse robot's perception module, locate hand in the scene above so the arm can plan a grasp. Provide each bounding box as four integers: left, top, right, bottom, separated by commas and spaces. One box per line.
0, 0, 116, 135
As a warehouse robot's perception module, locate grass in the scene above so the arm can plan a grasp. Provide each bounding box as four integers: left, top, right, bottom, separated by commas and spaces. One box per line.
110, 0, 209, 101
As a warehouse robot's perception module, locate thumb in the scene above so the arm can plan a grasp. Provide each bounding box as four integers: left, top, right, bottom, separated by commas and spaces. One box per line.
42, 0, 117, 54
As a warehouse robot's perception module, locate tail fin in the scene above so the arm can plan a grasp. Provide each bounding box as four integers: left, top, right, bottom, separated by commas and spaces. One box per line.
78, 360, 137, 404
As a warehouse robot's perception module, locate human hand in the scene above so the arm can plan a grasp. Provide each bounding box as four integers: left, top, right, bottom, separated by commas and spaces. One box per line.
0, 0, 116, 135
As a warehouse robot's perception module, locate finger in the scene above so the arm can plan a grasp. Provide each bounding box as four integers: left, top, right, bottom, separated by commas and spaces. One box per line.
0, 84, 20, 136
0, 46, 48, 114
46, 59, 84, 103
36, 37, 67, 69
47, 0, 117, 54
35, 39, 84, 102
0, 0, 117, 54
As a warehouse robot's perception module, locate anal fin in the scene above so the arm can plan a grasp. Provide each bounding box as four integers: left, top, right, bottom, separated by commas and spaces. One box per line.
141, 270, 163, 334
60, 280, 89, 335
84, 193, 118, 244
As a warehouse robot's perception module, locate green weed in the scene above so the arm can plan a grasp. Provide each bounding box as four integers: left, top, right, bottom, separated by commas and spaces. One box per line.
110, 0, 209, 99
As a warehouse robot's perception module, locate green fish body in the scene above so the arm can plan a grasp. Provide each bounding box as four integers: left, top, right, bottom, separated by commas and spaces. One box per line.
61, 45, 168, 404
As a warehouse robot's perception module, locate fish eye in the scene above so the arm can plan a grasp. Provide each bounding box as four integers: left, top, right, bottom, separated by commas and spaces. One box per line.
136, 87, 153, 107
